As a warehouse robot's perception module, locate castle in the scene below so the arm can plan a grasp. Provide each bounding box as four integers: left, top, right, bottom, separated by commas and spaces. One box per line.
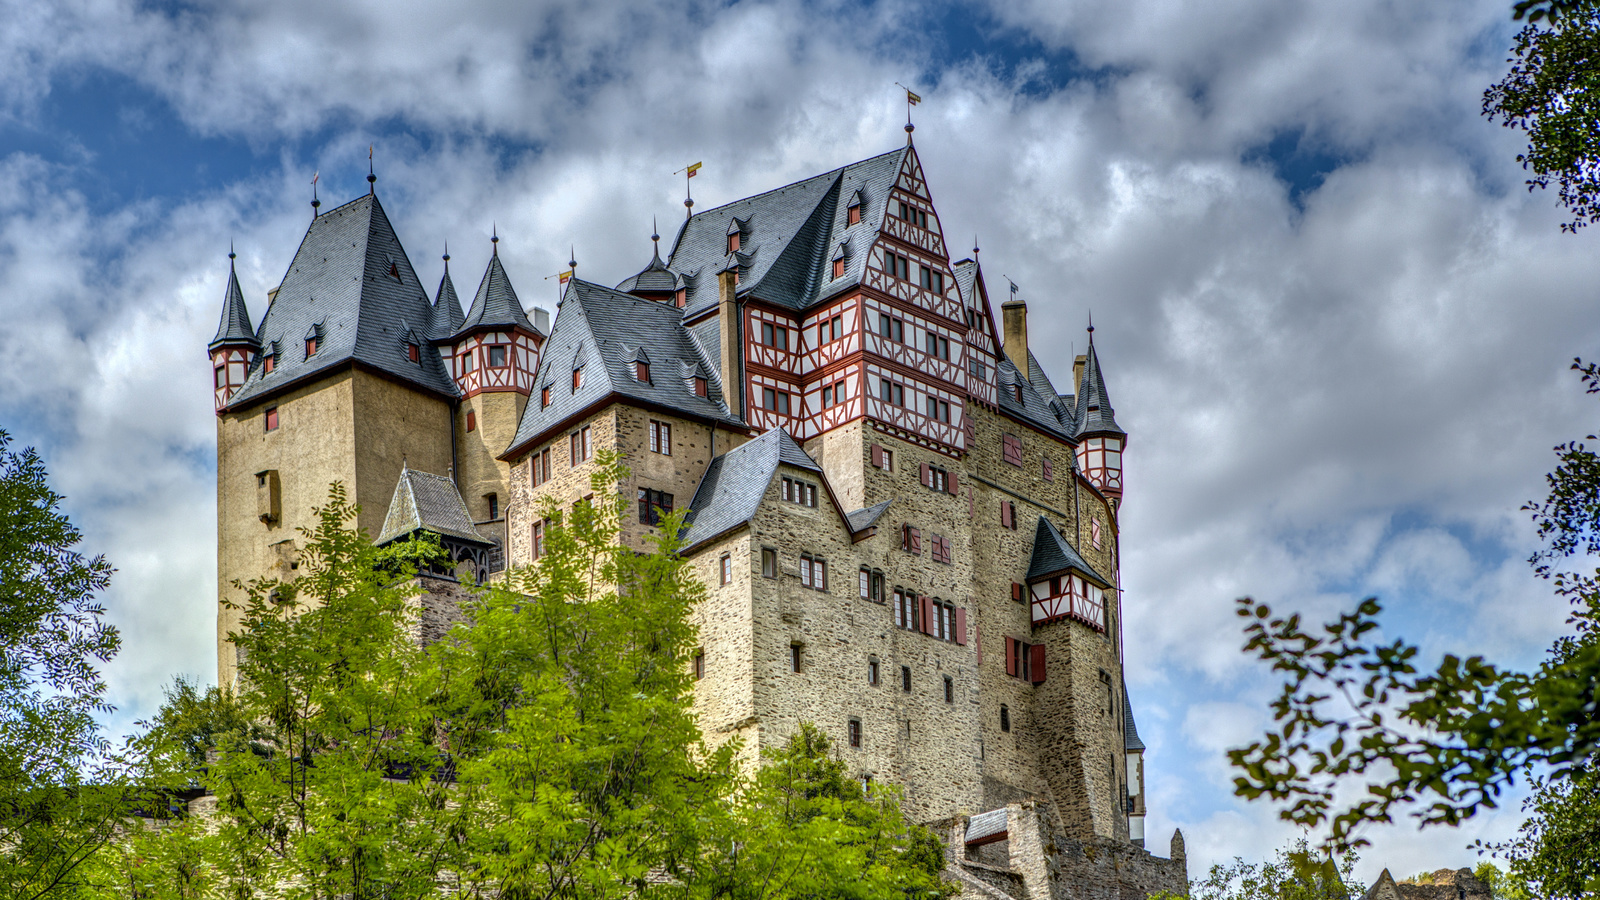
208, 139, 1186, 898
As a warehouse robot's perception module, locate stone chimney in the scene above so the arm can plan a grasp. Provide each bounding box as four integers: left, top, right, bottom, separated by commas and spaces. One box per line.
1073, 354, 1087, 393
532, 307, 550, 334
718, 269, 742, 416
1002, 297, 1029, 379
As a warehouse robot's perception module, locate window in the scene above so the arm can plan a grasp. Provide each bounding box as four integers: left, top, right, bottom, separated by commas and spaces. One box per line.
407, 342, 420, 364
541, 386, 551, 408
925, 396, 950, 423
943, 675, 954, 703
893, 589, 920, 631
1000, 704, 1011, 732
531, 448, 552, 487
305, 335, 320, 357
928, 599, 957, 641
879, 379, 904, 406
799, 554, 827, 590
1002, 433, 1023, 467
1005, 637, 1047, 685
720, 554, 732, 585
462, 352, 475, 373
847, 205, 862, 226
1013, 383, 1024, 404
867, 658, 880, 686
848, 718, 861, 748
760, 322, 789, 351
817, 315, 842, 344
727, 231, 741, 254
763, 548, 778, 578
1000, 500, 1016, 530
531, 520, 545, 560
900, 524, 921, 555
466, 410, 477, 432
485, 494, 498, 520
871, 444, 894, 470
790, 644, 803, 673
781, 477, 818, 507
886, 252, 910, 281
262, 353, 275, 374
649, 420, 672, 454
930, 534, 952, 565
1092, 517, 1103, 550
264, 407, 279, 432
900, 665, 912, 692
1043, 455, 1053, 482
822, 385, 833, 408
214, 365, 226, 389
968, 357, 986, 380
569, 426, 591, 465
896, 200, 929, 228
918, 265, 945, 294
674, 288, 687, 308
693, 376, 708, 397
859, 567, 884, 604
694, 651, 705, 680
1012, 582, 1025, 604
832, 258, 845, 279
572, 366, 584, 391
924, 330, 950, 361
635, 361, 650, 382
485, 345, 505, 367
638, 489, 674, 526
762, 387, 791, 415
878, 313, 904, 342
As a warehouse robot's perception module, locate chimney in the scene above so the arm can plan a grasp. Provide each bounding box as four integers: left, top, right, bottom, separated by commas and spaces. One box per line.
1002, 298, 1029, 379
1073, 354, 1087, 394
532, 307, 551, 334
718, 269, 742, 416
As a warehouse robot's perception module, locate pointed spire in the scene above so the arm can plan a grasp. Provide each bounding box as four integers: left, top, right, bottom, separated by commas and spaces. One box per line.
1075, 322, 1124, 440
491, 223, 499, 256
568, 245, 577, 273
431, 247, 464, 339
210, 246, 259, 350
460, 245, 534, 335
310, 171, 321, 216
367, 144, 376, 194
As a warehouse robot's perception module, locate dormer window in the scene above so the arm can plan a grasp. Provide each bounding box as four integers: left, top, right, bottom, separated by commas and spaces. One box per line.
635, 362, 650, 382
727, 232, 740, 254
572, 366, 584, 391
407, 342, 420, 364
832, 259, 845, 279
304, 324, 323, 358
693, 376, 708, 398
674, 289, 686, 308
541, 386, 552, 408
388, 260, 402, 282
262, 353, 275, 374
1013, 383, 1024, 404
848, 205, 861, 226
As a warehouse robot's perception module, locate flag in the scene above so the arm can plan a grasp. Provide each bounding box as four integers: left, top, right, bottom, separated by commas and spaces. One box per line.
906, 89, 921, 106
686, 162, 702, 178
311, 171, 319, 185
559, 269, 573, 284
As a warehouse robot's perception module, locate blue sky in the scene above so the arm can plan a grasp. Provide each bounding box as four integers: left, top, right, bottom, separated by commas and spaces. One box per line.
1, 0, 1595, 883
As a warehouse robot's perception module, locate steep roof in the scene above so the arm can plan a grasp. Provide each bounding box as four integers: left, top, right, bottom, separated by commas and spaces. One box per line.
615, 239, 683, 294
226, 194, 458, 408
459, 250, 535, 335
671, 147, 908, 317
1122, 683, 1146, 751
376, 466, 491, 546
1025, 516, 1111, 587
996, 356, 1074, 441
846, 498, 893, 532
209, 256, 258, 350
505, 278, 739, 457
680, 428, 820, 550
1075, 337, 1125, 439
429, 265, 464, 340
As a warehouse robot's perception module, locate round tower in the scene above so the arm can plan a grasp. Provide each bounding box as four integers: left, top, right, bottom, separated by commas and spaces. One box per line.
1073, 324, 1126, 502
208, 248, 259, 412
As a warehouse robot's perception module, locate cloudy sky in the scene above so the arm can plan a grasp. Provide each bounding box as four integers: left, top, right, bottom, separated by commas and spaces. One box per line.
2, 0, 1593, 883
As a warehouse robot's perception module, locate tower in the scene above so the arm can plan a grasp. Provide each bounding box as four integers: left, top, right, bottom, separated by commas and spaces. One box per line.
1073, 330, 1126, 503
208, 249, 258, 411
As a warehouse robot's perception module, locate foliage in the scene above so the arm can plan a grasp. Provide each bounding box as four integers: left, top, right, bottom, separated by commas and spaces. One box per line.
0, 429, 127, 900
687, 723, 955, 900
1188, 838, 1362, 900
1229, 361, 1600, 851
1484, 1, 1600, 231
1469, 862, 1531, 900
1488, 767, 1600, 899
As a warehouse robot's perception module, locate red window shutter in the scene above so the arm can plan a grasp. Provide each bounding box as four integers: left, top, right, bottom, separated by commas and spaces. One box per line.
1000, 501, 1012, 529
947, 473, 959, 495
1030, 644, 1047, 684
921, 595, 934, 635
1005, 638, 1018, 676
901, 524, 910, 551
466, 410, 476, 432
920, 462, 930, 487
872, 444, 884, 468
1012, 582, 1023, 603
975, 624, 982, 665
955, 607, 967, 646
910, 527, 921, 554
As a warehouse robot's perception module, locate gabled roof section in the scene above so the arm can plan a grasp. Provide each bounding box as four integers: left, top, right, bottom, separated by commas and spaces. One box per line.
846, 498, 893, 532
1075, 338, 1125, 439
671, 147, 907, 316
376, 466, 492, 546
225, 194, 458, 408
616, 240, 682, 294
680, 428, 821, 550
459, 252, 535, 336
504, 278, 739, 458
997, 356, 1073, 441
209, 256, 258, 350
429, 266, 464, 340
1026, 516, 1111, 587
1122, 683, 1146, 752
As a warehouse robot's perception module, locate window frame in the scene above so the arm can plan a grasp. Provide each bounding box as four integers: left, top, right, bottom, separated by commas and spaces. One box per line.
648, 420, 672, 455
720, 554, 732, 586
762, 548, 778, 579
488, 344, 509, 368
264, 407, 279, 432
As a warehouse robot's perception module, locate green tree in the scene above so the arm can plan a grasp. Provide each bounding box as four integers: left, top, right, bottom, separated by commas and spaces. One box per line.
1228, 362, 1600, 857
1187, 838, 1362, 900
0, 429, 125, 899
1488, 768, 1599, 899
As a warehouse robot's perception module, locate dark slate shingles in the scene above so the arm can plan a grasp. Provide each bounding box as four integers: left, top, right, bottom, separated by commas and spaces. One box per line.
377, 467, 491, 546
1025, 515, 1110, 587
210, 259, 258, 349
1122, 683, 1146, 751
996, 355, 1073, 440
680, 428, 820, 550
459, 252, 535, 335
615, 244, 683, 294
845, 498, 893, 532
1075, 339, 1125, 438
429, 267, 465, 340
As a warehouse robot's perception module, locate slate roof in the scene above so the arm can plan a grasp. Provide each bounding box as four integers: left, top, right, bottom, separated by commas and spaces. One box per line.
376, 466, 492, 546
505, 278, 740, 457
209, 257, 258, 350
846, 498, 893, 532
680, 428, 820, 550
226, 194, 458, 408
996, 355, 1074, 440
459, 251, 536, 335
429, 265, 464, 340
1122, 683, 1145, 751
615, 240, 683, 294
671, 147, 908, 317
1025, 516, 1111, 587
1075, 338, 1125, 439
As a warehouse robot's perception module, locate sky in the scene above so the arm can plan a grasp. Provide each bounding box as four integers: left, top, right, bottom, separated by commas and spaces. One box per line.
0, 0, 1594, 885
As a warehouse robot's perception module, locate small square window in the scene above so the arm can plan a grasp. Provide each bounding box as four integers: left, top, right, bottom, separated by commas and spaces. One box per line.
693, 376, 708, 398
847, 205, 862, 226
489, 345, 508, 367
262, 354, 275, 374
636, 362, 650, 382
832, 258, 845, 279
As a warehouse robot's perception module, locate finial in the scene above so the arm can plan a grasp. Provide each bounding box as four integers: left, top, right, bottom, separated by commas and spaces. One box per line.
568, 246, 577, 272
311, 171, 321, 215
229, 241, 236, 262
1087, 311, 1095, 338
896, 83, 920, 144
973, 234, 979, 257
491, 224, 499, 256
367, 144, 376, 194
679, 162, 702, 218
652, 216, 660, 245
442, 242, 450, 269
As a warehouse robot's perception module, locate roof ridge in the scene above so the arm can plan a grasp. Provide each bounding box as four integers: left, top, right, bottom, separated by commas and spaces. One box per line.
680, 147, 904, 221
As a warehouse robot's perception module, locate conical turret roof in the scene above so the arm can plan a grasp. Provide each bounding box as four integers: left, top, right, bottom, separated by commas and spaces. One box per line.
459, 251, 534, 335
430, 266, 464, 339
209, 256, 258, 350
1074, 337, 1124, 439
615, 241, 682, 294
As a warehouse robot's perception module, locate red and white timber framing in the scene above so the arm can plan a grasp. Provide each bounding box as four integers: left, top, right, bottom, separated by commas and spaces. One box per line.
445, 329, 542, 398
1030, 574, 1107, 632
212, 346, 252, 412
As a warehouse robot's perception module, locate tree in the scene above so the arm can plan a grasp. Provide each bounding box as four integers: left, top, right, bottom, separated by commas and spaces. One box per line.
1484, 1, 1600, 231
0, 429, 125, 899
1228, 362, 1600, 852
1488, 767, 1599, 899
1187, 838, 1362, 900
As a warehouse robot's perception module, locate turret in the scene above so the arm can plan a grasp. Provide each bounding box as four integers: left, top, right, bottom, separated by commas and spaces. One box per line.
615, 224, 686, 307
208, 248, 259, 412
1073, 324, 1126, 501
